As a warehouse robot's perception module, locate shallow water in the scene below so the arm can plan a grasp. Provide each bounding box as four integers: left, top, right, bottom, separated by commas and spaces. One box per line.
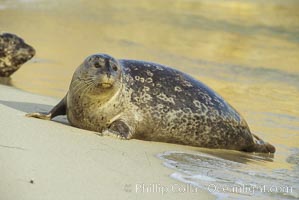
1, 0, 299, 199
158, 149, 299, 199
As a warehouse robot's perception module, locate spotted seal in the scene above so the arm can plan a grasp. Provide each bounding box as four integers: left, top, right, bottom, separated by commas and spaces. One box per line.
27, 53, 275, 153
0, 33, 35, 77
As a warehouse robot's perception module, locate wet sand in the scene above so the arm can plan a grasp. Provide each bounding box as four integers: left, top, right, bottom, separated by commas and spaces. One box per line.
0, 84, 213, 200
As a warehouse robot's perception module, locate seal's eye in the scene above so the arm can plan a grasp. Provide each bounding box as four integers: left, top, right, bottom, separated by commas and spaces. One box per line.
9, 40, 16, 45
94, 62, 101, 68
110, 62, 118, 71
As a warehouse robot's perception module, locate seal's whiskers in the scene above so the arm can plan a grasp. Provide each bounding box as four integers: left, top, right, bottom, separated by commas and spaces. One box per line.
71, 78, 95, 95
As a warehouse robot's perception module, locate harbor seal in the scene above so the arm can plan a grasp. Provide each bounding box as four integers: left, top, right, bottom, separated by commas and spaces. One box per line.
27, 53, 275, 153
0, 33, 35, 77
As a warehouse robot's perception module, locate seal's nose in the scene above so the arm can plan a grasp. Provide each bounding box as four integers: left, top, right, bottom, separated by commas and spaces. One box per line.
91, 56, 112, 78
29, 46, 36, 57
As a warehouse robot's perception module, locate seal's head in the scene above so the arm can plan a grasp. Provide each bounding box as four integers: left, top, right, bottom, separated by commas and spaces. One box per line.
0, 33, 35, 76
70, 54, 122, 96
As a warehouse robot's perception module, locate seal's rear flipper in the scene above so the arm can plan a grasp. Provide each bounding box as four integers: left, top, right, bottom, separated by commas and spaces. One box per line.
244, 134, 276, 153
26, 95, 67, 120
252, 142, 276, 153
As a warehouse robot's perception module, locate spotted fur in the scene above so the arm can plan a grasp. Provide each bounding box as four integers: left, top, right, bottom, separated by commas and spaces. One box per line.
0, 33, 35, 77
27, 54, 275, 153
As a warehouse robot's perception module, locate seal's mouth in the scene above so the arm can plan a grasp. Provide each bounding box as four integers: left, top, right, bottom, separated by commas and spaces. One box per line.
98, 82, 113, 88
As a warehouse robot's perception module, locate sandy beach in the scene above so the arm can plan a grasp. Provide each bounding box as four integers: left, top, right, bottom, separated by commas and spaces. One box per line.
0, 84, 213, 200
1, 0, 299, 199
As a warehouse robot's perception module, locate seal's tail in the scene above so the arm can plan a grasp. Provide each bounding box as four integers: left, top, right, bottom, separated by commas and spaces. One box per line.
245, 134, 276, 153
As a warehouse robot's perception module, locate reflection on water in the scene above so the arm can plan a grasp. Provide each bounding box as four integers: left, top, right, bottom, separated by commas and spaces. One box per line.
159, 150, 299, 200
1, 0, 299, 199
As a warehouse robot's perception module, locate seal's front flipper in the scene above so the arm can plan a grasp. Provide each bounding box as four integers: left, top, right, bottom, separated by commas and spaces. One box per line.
100, 120, 133, 139
26, 112, 52, 120
26, 95, 67, 120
